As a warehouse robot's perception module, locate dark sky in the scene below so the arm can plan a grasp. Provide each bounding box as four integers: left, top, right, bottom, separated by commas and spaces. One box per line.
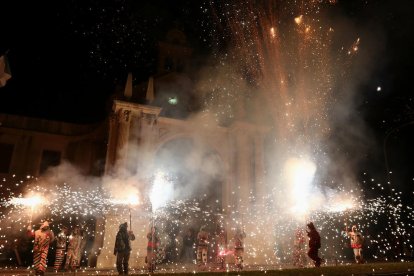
0, 0, 205, 123
1, 1, 413, 150
336, 1, 414, 196
0, 0, 413, 125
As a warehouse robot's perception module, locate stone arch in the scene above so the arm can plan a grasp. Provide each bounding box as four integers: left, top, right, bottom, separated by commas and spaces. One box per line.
153, 136, 225, 208
154, 132, 229, 176
151, 136, 226, 263
97, 102, 270, 268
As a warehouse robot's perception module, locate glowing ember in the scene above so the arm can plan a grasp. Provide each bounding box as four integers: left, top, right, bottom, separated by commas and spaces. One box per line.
294, 15, 303, 25
270, 27, 276, 38
219, 249, 234, 256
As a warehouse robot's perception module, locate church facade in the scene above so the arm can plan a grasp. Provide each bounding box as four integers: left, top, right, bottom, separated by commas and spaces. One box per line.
0, 29, 272, 268
93, 29, 270, 267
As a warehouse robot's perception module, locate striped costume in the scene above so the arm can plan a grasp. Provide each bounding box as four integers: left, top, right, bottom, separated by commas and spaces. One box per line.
65, 229, 82, 270
54, 230, 67, 270
28, 228, 55, 275
146, 230, 160, 273
197, 229, 209, 265
233, 229, 246, 269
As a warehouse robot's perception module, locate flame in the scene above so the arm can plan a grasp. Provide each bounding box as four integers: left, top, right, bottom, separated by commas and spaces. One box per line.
219, 249, 234, 256
270, 27, 276, 38
294, 15, 303, 25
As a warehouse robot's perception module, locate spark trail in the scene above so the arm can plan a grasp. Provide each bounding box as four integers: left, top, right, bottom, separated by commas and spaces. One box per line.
208, 0, 358, 154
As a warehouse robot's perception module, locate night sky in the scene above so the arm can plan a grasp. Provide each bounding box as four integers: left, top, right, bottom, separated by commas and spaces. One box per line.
1, 1, 413, 191
1, 1, 413, 124
0, 0, 207, 123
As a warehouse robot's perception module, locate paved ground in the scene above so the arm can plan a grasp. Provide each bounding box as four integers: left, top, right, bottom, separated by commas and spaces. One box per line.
0, 263, 290, 275
1, 262, 413, 276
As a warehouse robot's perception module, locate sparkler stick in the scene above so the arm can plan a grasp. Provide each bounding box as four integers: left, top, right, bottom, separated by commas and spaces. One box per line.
152, 216, 155, 247
151, 207, 156, 271
241, 213, 244, 231
29, 205, 34, 227
129, 207, 132, 231
344, 210, 350, 233
127, 194, 139, 232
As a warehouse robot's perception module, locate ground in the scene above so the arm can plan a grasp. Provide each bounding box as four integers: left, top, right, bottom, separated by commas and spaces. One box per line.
1, 262, 413, 275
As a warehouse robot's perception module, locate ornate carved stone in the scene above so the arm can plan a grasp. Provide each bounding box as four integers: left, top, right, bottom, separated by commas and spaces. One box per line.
109, 111, 118, 124
142, 112, 157, 125
122, 110, 131, 123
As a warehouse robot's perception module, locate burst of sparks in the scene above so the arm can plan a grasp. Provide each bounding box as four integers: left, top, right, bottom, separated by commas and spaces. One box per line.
8, 195, 43, 208
150, 171, 174, 212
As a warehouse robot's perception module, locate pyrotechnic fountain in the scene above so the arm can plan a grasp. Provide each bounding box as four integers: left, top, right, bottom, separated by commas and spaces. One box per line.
9, 193, 44, 227
149, 171, 174, 213
201, 0, 413, 268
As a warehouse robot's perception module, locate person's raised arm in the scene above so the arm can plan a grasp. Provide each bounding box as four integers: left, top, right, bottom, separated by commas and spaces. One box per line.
26, 225, 34, 238
49, 230, 55, 242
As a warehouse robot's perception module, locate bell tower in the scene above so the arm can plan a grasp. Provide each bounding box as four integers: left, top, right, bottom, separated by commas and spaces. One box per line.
158, 29, 193, 73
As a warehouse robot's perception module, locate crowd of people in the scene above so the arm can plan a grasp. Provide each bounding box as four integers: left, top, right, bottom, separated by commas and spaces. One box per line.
138, 223, 247, 274
22, 219, 374, 275
26, 221, 87, 276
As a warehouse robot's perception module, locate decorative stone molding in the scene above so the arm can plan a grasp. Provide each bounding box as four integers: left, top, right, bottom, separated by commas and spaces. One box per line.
122, 109, 131, 123
109, 111, 118, 124
142, 112, 157, 125
158, 127, 169, 139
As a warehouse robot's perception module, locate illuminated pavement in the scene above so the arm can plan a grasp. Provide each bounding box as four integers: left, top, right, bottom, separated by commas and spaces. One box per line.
0, 263, 295, 275
3, 262, 413, 275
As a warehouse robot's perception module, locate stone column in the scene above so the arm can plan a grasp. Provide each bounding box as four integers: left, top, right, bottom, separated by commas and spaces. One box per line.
133, 109, 159, 178
230, 122, 253, 212
237, 133, 251, 211
105, 112, 119, 173
95, 207, 151, 269
95, 103, 161, 269
115, 109, 132, 170
254, 134, 266, 206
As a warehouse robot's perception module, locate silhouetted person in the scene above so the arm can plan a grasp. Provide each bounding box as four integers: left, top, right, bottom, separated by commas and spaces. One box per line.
233, 227, 246, 270
182, 228, 195, 263
114, 222, 135, 275
306, 222, 323, 267
146, 226, 160, 273
196, 226, 209, 266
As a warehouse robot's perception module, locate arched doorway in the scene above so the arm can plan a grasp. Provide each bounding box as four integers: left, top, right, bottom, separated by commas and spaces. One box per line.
152, 137, 224, 263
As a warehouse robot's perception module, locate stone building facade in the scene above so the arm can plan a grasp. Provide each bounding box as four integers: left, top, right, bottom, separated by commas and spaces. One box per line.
0, 28, 272, 268
94, 94, 268, 268
0, 113, 107, 179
